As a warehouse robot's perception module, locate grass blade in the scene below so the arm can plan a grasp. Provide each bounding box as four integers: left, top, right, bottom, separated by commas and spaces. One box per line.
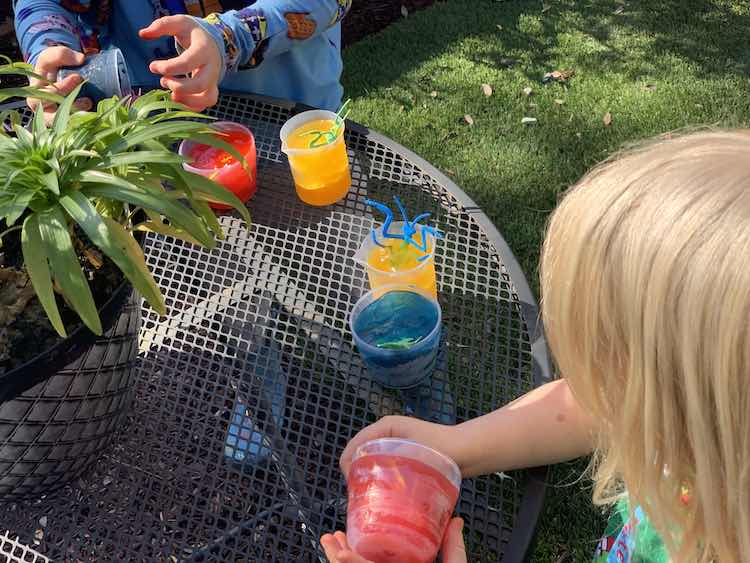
21, 215, 66, 337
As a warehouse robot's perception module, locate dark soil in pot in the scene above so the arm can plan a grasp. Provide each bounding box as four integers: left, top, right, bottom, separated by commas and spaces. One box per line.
0, 226, 123, 375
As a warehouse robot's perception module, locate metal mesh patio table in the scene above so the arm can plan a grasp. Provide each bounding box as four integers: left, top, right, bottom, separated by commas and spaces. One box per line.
0, 92, 551, 562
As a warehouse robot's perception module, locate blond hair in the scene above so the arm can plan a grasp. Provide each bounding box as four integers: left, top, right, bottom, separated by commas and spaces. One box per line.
540, 131, 750, 561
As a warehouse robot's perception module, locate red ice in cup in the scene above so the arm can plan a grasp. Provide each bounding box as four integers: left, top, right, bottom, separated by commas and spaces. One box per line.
179, 121, 257, 210
346, 438, 461, 563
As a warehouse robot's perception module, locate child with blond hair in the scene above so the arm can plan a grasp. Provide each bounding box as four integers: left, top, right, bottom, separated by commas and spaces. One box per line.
323, 130, 750, 562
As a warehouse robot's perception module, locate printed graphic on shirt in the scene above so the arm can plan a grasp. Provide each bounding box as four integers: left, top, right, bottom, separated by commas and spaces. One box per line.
60, 0, 93, 13
236, 7, 269, 68
205, 12, 240, 71
27, 14, 80, 37
285, 12, 316, 40
328, 0, 352, 27
593, 507, 644, 563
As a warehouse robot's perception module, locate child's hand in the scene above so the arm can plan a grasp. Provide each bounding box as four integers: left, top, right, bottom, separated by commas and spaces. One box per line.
320, 518, 467, 563
340, 415, 463, 477
27, 46, 93, 124
139, 15, 222, 111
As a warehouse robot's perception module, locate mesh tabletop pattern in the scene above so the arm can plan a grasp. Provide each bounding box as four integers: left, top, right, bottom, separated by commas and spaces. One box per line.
0, 93, 551, 562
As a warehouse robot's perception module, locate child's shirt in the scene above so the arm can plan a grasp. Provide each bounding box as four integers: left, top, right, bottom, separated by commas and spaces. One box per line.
593, 499, 670, 563
14, 0, 350, 111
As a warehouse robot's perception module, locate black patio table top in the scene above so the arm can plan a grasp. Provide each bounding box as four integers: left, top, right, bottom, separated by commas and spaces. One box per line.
0, 92, 551, 562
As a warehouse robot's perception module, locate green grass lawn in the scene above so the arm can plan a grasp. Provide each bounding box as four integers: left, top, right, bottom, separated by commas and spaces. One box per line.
342, 0, 750, 560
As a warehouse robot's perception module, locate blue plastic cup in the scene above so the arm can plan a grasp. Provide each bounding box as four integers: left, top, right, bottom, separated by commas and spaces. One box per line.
351, 284, 442, 389
57, 48, 132, 102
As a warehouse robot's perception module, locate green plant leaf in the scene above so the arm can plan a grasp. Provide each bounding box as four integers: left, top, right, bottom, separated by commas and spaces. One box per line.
0, 61, 48, 83
4, 189, 36, 226
60, 191, 166, 316
0, 87, 64, 105
96, 151, 185, 169
177, 168, 251, 224
133, 220, 203, 246
53, 82, 84, 137
42, 170, 60, 195
79, 175, 215, 248
13, 123, 33, 148
21, 215, 66, 337
147, 110, 215, 124
32, 104, 47, 139
104, 121, 211, 155
135, 100, 200, 119
37, 207, 102, 335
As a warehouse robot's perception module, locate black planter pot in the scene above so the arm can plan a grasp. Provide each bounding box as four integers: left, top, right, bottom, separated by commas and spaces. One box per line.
0, 283, 140, 500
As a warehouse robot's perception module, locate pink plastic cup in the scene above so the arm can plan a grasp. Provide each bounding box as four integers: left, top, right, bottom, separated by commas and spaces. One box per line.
346, 438, 461, 563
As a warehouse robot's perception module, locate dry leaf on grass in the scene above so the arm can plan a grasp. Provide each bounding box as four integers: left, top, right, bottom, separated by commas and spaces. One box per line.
522, 86, 534, 96
463, 114, 475, 126
554, 98, 565, 105
482, 84, 493, 97
543, 69, 575, 84
603, 112, 613, 126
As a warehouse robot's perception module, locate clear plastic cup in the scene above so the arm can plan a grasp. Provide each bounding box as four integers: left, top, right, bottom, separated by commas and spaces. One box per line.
179, 121, 257, 210
347, 438, 461, 563
58, 47, 132, 102
353, 222, 438, 298
279, 109, 351, 206
350, 284, 441, 389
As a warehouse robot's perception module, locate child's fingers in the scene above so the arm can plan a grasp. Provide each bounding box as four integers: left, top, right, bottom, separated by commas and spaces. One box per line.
320, 533, 345, 561
161, 71, 212, 95
171, 88, 218, 111
55, 73, 85, 96
333, 531, 349, 549
34, 46, 86, 79
73, 98, 93, 111
139, 15, 193, 41
439, 518, 467, 563
149, 49, 201, 77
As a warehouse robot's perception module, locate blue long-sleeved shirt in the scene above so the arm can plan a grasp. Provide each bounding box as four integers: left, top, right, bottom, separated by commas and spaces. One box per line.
14, 0, 351, 111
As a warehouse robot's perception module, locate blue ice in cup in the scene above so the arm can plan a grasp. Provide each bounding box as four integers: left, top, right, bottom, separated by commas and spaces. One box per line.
57, 48, 132, 102
351, 284, 442, 389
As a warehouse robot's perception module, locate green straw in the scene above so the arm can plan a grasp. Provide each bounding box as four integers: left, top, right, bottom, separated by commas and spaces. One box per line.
299, 99, 351, 148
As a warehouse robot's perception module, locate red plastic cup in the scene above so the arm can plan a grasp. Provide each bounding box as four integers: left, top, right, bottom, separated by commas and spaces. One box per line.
346, 438, 461, 563
179, 121, 257, 210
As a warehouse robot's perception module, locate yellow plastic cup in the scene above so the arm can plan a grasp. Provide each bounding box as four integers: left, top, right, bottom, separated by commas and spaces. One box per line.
280, 110, 352, 206
353, 222, 438, 298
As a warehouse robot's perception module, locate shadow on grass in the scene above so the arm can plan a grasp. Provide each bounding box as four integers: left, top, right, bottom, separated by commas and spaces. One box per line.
344, 0, 750, 97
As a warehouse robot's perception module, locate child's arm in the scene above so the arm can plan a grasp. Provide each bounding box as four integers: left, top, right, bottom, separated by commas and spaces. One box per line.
14, 0, 83, 67
341, 380, 598, 478
143, 2, 350, 80
14, 1, 92, 120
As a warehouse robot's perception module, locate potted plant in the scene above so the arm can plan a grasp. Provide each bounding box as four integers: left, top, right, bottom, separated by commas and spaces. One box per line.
0, 58, 251, 499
